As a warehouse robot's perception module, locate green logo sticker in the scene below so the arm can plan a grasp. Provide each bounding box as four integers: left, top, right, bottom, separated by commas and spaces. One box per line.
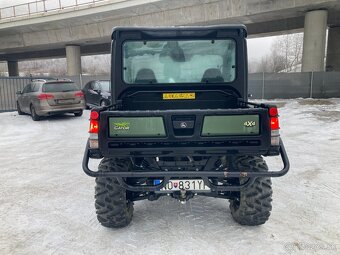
244, 121, 256, 127
113, 122, 130, 130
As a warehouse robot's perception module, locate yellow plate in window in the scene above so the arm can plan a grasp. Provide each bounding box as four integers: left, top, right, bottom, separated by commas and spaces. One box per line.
163, 93, 195, 100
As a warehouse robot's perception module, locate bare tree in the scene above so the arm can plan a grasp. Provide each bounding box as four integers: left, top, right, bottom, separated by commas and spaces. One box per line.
249, 33, 303, 73
270, 33, 303, 72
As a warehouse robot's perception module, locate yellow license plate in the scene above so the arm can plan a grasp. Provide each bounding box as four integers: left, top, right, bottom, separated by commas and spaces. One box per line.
163, 93, 195, 100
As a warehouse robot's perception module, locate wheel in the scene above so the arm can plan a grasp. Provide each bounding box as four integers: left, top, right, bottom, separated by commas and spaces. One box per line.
17, 101, 24, 115
84, 100, 90, 110
30, 105, 41, 121
95, 158, 134, 228
74, 110, 83, 117
229, 156, 273, 226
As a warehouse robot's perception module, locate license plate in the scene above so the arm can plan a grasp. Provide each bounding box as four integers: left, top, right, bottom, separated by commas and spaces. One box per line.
57, 99, 74, 104
154, 179, 210, 192
163, 93, 195, 100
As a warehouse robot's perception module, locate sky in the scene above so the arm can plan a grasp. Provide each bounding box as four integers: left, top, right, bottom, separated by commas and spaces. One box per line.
247, 37, 274, 61
0, 0, 31, 8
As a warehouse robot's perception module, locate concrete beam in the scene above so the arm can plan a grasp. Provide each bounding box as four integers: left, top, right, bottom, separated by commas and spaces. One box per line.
66, 45, 81, 76
301, 10, 328, 72
7, 61, 19, 76
326, 26, 340, 71
0, 43, 110, 61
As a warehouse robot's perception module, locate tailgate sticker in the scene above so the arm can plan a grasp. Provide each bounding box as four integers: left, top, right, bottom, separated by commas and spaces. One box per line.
163, 92, 195, 100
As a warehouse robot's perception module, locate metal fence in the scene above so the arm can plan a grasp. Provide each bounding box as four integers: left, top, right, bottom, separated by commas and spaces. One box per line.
0, 72, 340, 112
248, 72, 340, 99
0, 0, 109, 21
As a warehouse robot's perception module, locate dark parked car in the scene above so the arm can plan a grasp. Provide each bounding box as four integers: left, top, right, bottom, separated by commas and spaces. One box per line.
16, 79, 85, 121
82, 80, 111, 109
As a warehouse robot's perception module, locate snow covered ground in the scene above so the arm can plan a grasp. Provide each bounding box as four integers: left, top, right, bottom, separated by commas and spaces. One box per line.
0, 99, 339, 255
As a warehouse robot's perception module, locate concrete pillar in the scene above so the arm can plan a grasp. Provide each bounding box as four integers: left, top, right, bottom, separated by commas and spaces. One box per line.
66, 45, 81, 76
301, 10, 328, 72
326, 26, 340, 71
7, 60, 19, 76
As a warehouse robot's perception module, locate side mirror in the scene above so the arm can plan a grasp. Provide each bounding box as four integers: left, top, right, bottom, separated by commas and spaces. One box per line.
94, 89, 101, 95
16, 90, 22, 95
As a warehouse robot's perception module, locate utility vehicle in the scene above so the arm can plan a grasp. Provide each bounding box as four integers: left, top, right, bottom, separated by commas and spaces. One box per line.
82, 25, 289, 228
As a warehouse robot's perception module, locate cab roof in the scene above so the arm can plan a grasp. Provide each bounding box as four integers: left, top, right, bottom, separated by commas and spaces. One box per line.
111, 25, 247, 39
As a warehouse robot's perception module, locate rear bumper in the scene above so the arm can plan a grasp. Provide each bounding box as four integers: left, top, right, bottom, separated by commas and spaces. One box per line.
35, 102, 85, 116
82, 138, 290, 192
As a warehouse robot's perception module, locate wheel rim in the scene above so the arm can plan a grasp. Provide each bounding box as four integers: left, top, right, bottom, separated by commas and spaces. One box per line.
101, 101, 106, 106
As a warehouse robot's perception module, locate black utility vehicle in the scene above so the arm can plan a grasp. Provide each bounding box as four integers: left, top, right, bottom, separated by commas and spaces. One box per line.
82, 80, 111, 108
82, 25, 289, 228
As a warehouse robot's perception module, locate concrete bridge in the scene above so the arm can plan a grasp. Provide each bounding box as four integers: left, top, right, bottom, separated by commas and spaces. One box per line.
1, 0, 340, 76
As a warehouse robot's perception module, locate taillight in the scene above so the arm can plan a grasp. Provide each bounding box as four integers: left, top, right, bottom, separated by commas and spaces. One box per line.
270, 117, 280, 130
89, 111, 99, 148
89, 120, 99, 133
269, 107, 278, 117
38, 93, 54, 100
75, 91, 84, 98
90, 111, 99, 120
269, 106, 280, 146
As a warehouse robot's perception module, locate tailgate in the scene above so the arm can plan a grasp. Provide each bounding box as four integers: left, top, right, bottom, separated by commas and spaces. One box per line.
98, 108, 271, 157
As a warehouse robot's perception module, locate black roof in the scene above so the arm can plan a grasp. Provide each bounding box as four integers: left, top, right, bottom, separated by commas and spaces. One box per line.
111, 25, 247, 39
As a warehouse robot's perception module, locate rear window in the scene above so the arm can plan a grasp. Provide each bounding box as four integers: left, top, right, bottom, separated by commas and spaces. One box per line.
123, 39, 236, 84
42, 82, 79, 92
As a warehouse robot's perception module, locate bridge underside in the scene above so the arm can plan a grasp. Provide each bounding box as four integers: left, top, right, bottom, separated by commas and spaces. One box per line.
0, 0, 339, 75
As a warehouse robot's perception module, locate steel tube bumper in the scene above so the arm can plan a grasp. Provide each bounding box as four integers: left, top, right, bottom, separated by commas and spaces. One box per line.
82, 138, 290, 192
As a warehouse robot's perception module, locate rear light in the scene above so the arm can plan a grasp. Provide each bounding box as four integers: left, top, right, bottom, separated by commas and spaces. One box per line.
75, 91, 84, 98
269, 107, 278, 117
89, 120, 99, 134
89, 111, 99, 149
269, 106, 280, 146
38, 93, 54, 100
270, 117, 280, 130
90, 111, 99, 120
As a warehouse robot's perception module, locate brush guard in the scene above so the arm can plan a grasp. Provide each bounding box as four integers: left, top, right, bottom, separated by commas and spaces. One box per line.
82, 138, 289, 192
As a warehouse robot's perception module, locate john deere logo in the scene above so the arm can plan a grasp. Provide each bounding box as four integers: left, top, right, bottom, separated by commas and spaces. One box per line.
113, 122, 130, 130
180, 122, 188, 128
244, 121, 256, 127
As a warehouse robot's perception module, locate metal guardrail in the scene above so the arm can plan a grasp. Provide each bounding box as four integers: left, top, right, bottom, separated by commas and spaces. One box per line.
0, 0, 108, 21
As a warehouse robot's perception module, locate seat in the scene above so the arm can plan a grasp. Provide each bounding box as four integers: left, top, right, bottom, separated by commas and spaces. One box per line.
135, 68, 157, 84
201, 68, 224, 83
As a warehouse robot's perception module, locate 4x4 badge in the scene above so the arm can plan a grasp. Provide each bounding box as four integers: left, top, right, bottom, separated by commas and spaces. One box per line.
244, 121, 256, 127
